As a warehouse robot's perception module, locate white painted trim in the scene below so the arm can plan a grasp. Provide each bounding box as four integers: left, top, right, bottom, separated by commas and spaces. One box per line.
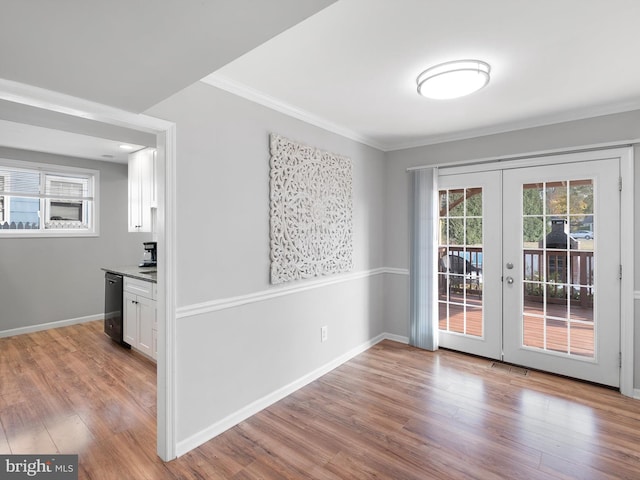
0, 158, 100, 237
391, 103, 640, 151
384, 267, 410, 276
155, 124, 178, 461
409, 143, 637, 173
633, 389, 640, 400
176, 331, 408, 457
0, 79, 178, 461
200, 74, 640, 153
0, 78, 170, 134
429, 147, 635, 396
0, 313, 102, 338
200, 74, 387, 151
176, 267, 400, 319
634, 291, 640, 300
384, 333, 410, 344
619, 149, 634, 397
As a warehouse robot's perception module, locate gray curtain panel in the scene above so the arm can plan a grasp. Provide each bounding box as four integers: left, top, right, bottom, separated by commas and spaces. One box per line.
409, 167, 438, 351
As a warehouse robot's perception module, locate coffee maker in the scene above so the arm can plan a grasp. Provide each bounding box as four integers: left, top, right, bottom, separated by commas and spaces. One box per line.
139, 241, 157, 267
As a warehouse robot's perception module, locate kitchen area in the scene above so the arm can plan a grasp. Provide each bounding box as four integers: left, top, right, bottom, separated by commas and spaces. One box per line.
102, 147, 159, 361
0, 95, 170, 467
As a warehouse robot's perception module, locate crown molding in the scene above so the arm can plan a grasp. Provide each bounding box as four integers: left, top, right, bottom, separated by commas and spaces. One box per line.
200, 74, 387, 151
200, 74, 640, 153
386, 99, 640, 151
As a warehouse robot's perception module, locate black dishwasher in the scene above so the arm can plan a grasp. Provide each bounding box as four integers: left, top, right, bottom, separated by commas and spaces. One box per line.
104, 272, 128, 346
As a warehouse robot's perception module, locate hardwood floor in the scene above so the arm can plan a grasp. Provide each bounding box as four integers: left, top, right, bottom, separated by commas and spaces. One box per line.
2, 321, 640, 479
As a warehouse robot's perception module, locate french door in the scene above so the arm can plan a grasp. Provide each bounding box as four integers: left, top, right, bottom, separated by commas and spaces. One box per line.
437, 156, 621, 387
437, 171, 502, 359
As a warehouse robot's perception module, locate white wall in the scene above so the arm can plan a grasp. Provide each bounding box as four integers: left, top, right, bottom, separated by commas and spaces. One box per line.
147, 82, 387, 448
383, 110, 640, 385
0, 147, 148, 333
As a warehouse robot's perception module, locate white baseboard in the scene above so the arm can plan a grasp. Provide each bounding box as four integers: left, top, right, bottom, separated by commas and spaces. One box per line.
175, 331, 408, 457
384, 333, 410, 344
634, 389, 640, 400
0, 313, 102, 338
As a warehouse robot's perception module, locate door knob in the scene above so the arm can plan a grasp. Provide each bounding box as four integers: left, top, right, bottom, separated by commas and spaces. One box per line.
506, 262, 514, 269
506, 276, 514, 284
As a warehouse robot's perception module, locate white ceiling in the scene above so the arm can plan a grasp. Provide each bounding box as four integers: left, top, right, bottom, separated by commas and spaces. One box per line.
0, 0, 336, 161
0, 119, 143, 163
3, 0, 640, 158
0, 0, 336, 113
0, 99, 157, 162
203, 0, 640, 151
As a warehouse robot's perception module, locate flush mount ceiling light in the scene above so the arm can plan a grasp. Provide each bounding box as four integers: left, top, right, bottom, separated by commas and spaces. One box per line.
416, 59, 491, 100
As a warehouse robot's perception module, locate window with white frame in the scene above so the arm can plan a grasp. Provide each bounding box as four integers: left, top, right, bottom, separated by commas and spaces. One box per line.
0, 160, 98, 236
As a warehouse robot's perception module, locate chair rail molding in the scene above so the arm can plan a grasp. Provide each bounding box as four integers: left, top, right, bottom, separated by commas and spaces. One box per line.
177, 267, 402, 319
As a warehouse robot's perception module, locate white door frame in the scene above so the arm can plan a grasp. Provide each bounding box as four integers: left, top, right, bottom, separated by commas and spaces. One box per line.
0, 80, 178, 460
438, 147, 634, 397
437, 170, 503, 360
502, 158, 621, 386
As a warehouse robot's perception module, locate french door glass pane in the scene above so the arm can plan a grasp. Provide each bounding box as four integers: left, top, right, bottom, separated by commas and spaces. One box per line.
521, 180, 595, 358
438, 187, 484, 338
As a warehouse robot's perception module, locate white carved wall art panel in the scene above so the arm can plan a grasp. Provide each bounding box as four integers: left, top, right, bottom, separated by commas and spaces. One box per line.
269, 134, 353, 284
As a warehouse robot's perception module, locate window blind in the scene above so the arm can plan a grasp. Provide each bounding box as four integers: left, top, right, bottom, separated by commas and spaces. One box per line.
0, 168, 40, 197
0, 169, 92, 200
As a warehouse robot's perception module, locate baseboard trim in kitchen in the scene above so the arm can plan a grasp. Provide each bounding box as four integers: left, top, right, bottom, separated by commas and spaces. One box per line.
0, 313, 103, 338
174, 331, 409, 457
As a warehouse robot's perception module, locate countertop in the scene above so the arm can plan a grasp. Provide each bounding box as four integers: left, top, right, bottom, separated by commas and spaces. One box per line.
101, 265, 157, 283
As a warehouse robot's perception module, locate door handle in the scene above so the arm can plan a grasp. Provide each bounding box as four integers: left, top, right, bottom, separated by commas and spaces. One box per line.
506, 262, 514, 269
506, 276, 514, 284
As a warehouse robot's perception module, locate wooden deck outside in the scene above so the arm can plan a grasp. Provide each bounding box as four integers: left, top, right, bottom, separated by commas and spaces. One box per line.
439, 246, 596, 358
439, 293, 595, 358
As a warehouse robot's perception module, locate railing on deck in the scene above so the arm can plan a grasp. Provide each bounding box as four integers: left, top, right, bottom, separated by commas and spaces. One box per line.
438, 247, 483, 298
439, 247, 594, 308
523, 249, 593, 308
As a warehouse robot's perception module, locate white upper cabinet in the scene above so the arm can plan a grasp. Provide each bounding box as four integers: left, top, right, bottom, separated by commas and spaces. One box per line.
128, 148, 157, 232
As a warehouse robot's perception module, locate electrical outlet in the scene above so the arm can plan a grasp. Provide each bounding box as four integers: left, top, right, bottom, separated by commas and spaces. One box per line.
321, 325, 328, 343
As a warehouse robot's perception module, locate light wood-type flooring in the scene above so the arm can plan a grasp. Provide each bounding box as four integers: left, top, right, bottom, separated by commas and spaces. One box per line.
2, 320, 640, 479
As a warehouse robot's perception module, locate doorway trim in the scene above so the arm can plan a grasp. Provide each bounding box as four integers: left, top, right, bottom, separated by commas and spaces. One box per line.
433, 146, 634, 396
0, 79, 178, 459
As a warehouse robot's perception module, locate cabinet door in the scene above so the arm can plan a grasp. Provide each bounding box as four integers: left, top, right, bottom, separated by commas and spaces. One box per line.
128, 150, 142, 231
152, 328, 158, 361
128, 149, 153, 232
149, 149, 157, 208
139, 150, 153, 228
123, 291, 138, 346
137, 295, 156, 357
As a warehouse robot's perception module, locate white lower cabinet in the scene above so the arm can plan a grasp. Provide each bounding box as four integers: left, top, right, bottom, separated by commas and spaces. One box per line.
123, 277, 157, 361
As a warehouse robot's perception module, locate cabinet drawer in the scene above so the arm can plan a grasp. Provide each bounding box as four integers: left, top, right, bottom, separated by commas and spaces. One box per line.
124, 276, 154, 298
